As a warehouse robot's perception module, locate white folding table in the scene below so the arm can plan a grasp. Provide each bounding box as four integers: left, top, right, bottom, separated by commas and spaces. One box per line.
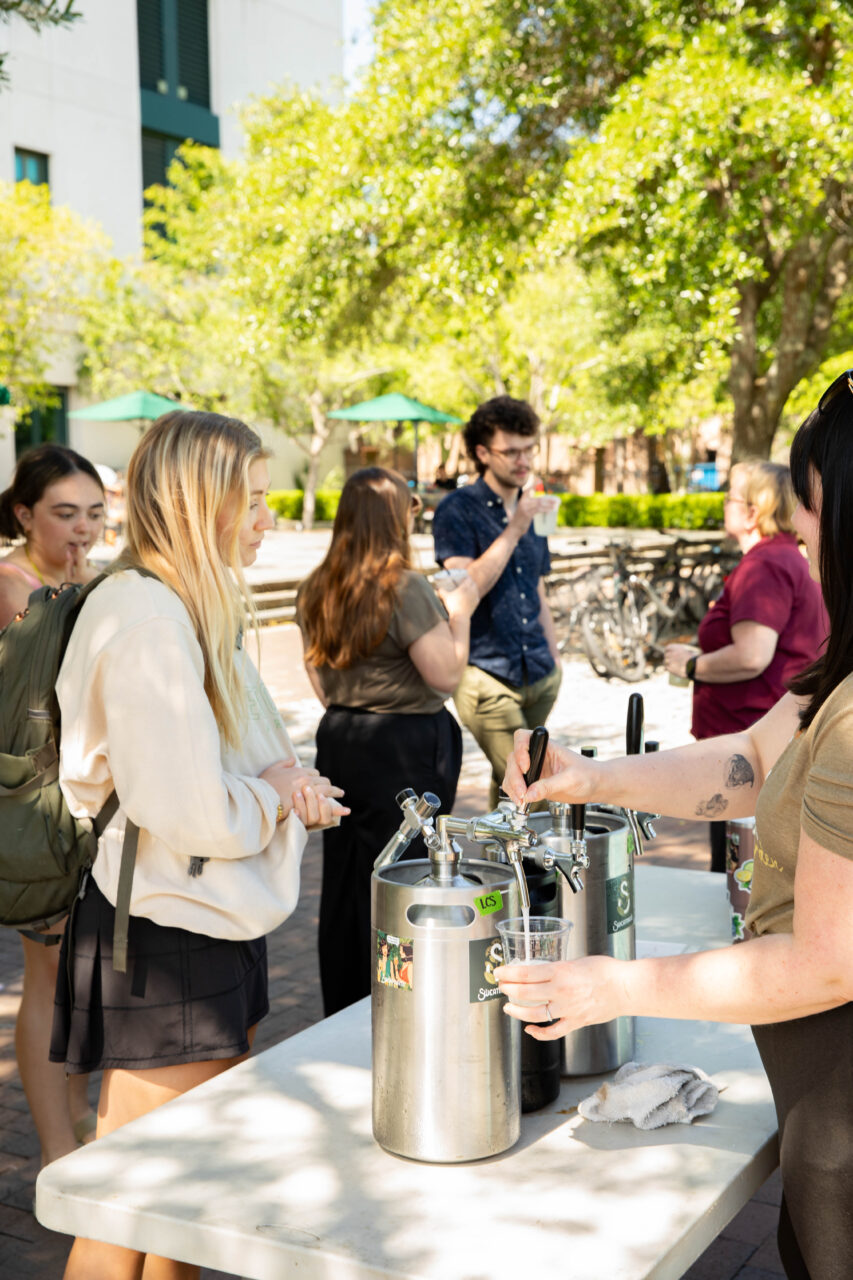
36, 865, 778, 1279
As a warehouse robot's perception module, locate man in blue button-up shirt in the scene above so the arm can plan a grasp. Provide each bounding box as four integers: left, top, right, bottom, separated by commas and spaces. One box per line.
433, 396, 562, 806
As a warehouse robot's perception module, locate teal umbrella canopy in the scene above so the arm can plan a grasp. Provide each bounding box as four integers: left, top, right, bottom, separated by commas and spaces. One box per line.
69, 390, 183, 422
327, 393, 461, 424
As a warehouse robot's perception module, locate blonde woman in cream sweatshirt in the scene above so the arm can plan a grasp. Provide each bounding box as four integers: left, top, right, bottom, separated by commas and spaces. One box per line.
50, 411, 348, 1280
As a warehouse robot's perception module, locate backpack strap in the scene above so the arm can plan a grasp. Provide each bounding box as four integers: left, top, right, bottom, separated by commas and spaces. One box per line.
111, 819, 140, 974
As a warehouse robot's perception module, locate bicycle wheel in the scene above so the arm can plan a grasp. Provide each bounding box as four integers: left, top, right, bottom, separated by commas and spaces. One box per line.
651, 575, 707, 642
546, 577, 581, 653
581, 603, 647, 682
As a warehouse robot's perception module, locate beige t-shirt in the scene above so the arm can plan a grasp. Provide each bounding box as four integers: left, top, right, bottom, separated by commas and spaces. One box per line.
749, 674, 853, 936
297, 571, 449, 715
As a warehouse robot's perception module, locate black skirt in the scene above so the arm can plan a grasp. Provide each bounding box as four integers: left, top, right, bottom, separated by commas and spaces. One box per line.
315, 704, 463, 1016
50, 879, 269, 1075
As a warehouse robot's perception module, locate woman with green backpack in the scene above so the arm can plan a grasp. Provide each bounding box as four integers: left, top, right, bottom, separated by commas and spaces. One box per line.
0, 445, 105, 1167
47, 411, 348, 1280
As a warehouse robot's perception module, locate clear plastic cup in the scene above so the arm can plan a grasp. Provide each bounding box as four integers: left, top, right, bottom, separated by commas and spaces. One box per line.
532, 496, 560, 536
496, 916, 572, 1005
496, 915, 572, 962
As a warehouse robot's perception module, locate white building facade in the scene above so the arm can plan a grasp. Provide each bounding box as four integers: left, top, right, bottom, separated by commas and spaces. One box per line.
0, 0, 344, 484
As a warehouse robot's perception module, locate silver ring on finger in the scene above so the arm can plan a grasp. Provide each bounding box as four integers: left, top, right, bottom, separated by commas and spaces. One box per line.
545, 1002, 553, 1022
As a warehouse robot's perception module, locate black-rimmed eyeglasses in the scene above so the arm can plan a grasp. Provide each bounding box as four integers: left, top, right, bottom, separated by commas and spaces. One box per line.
486, 443, 539, 462
818, 369, 853, 413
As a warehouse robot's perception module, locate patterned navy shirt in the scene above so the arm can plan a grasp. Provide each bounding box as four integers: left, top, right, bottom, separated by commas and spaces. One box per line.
433, 477, 554, 686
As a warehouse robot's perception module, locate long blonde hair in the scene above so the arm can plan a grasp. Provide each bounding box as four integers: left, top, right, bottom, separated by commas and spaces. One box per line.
120, 411, 269, 747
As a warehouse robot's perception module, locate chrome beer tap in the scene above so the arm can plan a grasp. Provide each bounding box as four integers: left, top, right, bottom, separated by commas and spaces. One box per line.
373, 789, 442, 870
373, 778, 545, 913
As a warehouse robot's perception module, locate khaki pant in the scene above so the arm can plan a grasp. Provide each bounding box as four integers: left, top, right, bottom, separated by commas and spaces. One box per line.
453, 662, 563, 808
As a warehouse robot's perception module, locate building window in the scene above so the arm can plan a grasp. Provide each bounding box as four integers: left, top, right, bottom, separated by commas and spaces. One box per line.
15, 148, 49, 187
137, 0, 165, 93
177, 0, 210, 108
16, 389, 68, 454
137, 0, 218, 202
141, 129, 182, 193
137, 0, 211, 106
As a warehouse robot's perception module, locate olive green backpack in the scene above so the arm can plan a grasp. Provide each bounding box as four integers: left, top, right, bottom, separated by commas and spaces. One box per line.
0, 567, 152, 971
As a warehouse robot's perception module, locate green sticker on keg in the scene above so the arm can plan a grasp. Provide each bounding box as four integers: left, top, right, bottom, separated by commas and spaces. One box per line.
605, 871, 634, 934
474, 889, 504, 916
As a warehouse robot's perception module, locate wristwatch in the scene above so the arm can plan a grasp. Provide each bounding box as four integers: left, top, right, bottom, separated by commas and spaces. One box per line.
685, 655, 698, 682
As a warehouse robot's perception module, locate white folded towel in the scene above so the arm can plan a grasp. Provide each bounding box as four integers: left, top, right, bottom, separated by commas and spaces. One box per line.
577, 1061, 721, 1130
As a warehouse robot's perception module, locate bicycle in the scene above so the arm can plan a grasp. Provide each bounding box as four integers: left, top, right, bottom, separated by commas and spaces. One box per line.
578, 544, 658, 682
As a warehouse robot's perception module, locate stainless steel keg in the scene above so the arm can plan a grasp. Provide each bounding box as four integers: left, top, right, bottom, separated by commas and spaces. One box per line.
371, 857, 522, 1162
527, 807, 636, 1075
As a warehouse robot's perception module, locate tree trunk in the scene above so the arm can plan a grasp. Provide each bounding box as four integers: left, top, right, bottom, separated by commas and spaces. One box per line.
303, 389, 332, 531
729, 224, 853, 463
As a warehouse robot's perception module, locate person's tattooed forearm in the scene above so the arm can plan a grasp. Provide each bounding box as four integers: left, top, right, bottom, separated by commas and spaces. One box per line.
724, 754, 755, 789
695, 794, 728, 818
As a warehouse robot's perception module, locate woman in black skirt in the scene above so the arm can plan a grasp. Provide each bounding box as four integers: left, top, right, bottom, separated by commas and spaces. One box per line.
297, 467, 480, 1014
498, 373, 853, 1280
51, 411, 348, 1280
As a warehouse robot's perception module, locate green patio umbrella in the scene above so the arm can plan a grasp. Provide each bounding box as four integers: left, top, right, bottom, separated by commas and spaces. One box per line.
69, 390, 183, 422
328, 393, 462, 484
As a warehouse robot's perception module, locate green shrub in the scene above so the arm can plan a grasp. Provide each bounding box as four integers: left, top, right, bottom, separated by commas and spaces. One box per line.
557, 493, 724, 529
267, 489, 341, 522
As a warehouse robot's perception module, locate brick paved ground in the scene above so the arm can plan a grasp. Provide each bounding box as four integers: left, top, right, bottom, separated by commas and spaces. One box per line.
0, 567, 786, 1278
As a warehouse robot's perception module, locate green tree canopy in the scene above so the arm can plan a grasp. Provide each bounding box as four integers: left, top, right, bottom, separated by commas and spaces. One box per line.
0, 180, 108, 414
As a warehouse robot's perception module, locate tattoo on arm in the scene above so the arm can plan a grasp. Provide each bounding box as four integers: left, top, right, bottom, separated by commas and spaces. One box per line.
724, 754, 755, 789
695, 794, 728, 818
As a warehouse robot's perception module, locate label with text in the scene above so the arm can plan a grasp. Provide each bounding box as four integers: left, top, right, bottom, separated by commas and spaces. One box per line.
605, 870, 634, 934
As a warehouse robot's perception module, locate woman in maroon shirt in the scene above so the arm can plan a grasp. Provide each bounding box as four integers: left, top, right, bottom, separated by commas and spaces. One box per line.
665, 460, 827, 870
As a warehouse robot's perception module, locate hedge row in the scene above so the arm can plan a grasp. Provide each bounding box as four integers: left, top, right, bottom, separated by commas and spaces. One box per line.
558, 493, 725, 529
268, 489, 724, 530
268, 489, 342, 522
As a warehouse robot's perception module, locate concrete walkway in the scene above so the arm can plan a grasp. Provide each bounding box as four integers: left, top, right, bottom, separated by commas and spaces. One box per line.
0, 530, 784, 1278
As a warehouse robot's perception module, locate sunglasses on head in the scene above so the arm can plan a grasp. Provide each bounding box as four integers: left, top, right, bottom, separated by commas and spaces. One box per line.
818, 369, 853, 414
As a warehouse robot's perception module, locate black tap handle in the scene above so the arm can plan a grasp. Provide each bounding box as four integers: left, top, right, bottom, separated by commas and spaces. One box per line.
644, 740, 660, 754
626, 693, 644, 756
524, 726, 549, 789
571, 746, 595, 835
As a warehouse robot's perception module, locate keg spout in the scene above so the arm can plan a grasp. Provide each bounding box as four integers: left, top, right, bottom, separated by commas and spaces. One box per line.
507, 843, 531, 914
374, 789, 442, 870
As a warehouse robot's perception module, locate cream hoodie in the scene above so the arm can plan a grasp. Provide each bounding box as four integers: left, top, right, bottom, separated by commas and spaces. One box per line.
57, 571, 307, 939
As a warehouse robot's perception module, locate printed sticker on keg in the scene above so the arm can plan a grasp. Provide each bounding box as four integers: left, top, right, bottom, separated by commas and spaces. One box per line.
469, 936, 504, 1003
376, 930, 414, 991
605, 871, 635, 934
473, 889, 504, 916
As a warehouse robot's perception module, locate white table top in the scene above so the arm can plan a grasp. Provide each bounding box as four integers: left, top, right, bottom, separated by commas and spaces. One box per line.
36, 865, 778, 1280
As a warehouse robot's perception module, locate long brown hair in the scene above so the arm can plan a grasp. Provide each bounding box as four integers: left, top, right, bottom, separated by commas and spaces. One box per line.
300, 467, 413, 668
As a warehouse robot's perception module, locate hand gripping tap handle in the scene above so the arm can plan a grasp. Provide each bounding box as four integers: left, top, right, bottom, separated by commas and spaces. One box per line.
524, 726, 549, 794
571, 746, 596, 838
